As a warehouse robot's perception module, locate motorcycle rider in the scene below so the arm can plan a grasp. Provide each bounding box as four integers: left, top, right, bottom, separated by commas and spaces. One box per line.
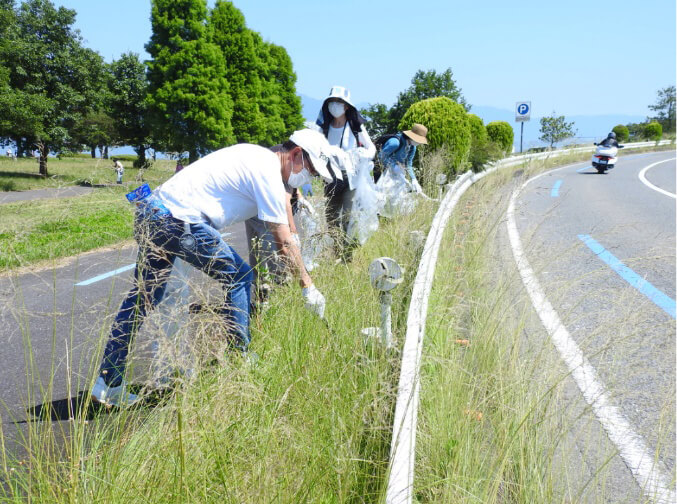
596, 131, 619, 148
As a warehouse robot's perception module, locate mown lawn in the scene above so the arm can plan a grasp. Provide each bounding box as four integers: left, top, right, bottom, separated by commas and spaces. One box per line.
0, 156, 174, 191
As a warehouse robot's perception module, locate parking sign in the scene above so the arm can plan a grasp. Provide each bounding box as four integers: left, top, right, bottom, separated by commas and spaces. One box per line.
516, 102, 531, 122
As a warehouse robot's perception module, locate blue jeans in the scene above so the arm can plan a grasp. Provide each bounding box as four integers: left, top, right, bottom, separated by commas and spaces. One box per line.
99, 197, 253, 387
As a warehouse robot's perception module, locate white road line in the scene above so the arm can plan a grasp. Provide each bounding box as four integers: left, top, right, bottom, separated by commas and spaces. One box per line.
74, 231, 234, 287
507, 170, 675, 504
638, 158, 676, 199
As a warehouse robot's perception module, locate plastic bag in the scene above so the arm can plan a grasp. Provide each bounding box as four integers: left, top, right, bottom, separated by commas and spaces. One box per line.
347, 156, 385, 245
150, 258, 193, 384
297, 204, 331, 271
376, 166, 417, 218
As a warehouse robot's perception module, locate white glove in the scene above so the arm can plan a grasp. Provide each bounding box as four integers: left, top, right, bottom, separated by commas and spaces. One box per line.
412, 180, 423, 193
291, 232, 301, 249
302, 284, 325, 318
297, 198, 316, 216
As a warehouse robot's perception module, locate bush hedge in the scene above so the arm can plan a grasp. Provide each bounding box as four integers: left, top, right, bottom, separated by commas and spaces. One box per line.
643, 122, 662, 141
398, 97, 471, 174
612, 124, 629, 142
467, 114, 491, 171
486, 121, 514, 154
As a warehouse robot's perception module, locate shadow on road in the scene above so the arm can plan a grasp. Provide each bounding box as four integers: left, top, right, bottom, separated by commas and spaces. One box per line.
20, 386, 177, 423
22, 392, 105, 422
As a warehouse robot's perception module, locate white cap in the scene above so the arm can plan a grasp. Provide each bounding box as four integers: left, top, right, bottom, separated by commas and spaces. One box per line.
289, 129, 341, 182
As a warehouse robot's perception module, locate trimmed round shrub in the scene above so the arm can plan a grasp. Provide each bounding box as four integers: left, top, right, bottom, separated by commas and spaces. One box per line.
486, 121, 514, 154
398, 97, 471, 174
612, 124, 629, 142
467, 114, 490, 171
467, 114, 488, 146
643, 122, 662, 141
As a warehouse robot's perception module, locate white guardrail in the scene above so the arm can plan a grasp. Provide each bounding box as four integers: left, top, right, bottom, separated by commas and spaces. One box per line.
384, 139, 674, 503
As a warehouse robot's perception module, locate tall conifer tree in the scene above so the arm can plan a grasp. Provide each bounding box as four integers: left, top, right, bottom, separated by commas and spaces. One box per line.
209, 1, 265, 144
250, 32, 286, 146
267, 43, 304, 136
146, 0, 233, 163
251, 34, 303, 145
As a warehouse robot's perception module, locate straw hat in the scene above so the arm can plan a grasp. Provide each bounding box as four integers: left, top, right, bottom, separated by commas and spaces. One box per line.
403, 123, 428, 145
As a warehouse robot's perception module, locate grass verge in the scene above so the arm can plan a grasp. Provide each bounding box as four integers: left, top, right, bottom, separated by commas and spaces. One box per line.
414, 153, 675, 502
0, 195, 439, 502
0, 191, 135, 271
0, 158, 175, 272
0, 147, 672, 502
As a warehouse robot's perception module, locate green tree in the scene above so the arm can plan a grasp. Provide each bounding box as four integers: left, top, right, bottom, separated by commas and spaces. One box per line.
71, 111, 117, 158
0, 0, 106, 175
398, 97, 471, 175
252, 33, 303, 145
648, 86, 675, 133
108, 52, 151, 166
209, 1, 266, 144
146, 0, 234, 163
539, 113, 576, 148
643, 121, 662, 141
361, 68, 468, 137
612, 124, 629, 143
267, 42, 304, 137
486, 121, 514, 154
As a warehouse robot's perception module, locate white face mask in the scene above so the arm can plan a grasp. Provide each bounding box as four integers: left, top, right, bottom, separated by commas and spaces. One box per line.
287, 153, 313, 188
408, 138, 419, 147
328, 102, 346, 118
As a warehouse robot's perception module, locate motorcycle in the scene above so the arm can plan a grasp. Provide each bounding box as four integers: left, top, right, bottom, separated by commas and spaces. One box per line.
591, 142, 624, 173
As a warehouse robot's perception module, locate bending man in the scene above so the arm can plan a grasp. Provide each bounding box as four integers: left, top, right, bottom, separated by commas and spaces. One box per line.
92, 129, 334, 407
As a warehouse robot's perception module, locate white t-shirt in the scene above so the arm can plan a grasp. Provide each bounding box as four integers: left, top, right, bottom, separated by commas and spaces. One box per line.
155, 144, 288, 230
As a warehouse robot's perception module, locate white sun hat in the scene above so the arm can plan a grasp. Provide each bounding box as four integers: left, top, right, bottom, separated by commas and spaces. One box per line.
289, 129, 342, 182
324, 85, 354, 108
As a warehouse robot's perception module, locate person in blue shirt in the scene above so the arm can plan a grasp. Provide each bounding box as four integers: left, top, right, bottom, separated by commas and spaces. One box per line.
377, 123, 428, 193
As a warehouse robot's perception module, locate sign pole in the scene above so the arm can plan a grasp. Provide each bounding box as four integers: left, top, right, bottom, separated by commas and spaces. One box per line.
515, 101, 531, 154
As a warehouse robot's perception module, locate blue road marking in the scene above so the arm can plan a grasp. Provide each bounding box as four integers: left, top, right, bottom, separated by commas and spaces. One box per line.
551, 180, 563, 197
578, 234, 676, 318
576, 166, 590, 173
75, 263, 135, 286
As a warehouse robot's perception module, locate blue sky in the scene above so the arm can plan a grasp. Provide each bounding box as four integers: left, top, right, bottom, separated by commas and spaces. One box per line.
51, 0, 675, 118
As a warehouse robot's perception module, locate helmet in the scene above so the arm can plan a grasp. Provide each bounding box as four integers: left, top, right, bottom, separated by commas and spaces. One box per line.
608, 132, 616, 139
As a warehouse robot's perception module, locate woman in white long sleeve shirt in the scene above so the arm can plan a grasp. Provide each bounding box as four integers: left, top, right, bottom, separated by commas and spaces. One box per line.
315, 85, 375, 258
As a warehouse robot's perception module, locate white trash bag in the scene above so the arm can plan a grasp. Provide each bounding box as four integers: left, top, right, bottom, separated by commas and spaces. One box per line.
347, 157, 385, 245
376, 166, 417, 219
297, 202, 331, 271
150, 257, 194, 385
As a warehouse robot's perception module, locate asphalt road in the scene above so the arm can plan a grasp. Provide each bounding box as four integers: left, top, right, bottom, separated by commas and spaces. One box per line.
510, 150, 675, 500
0, 219, 250, 459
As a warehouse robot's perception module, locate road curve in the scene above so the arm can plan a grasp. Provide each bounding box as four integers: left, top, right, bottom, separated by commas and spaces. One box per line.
509, 150, 675, 502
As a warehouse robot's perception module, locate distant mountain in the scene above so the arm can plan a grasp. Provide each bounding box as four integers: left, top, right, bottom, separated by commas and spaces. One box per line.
300, 94, 323, 122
